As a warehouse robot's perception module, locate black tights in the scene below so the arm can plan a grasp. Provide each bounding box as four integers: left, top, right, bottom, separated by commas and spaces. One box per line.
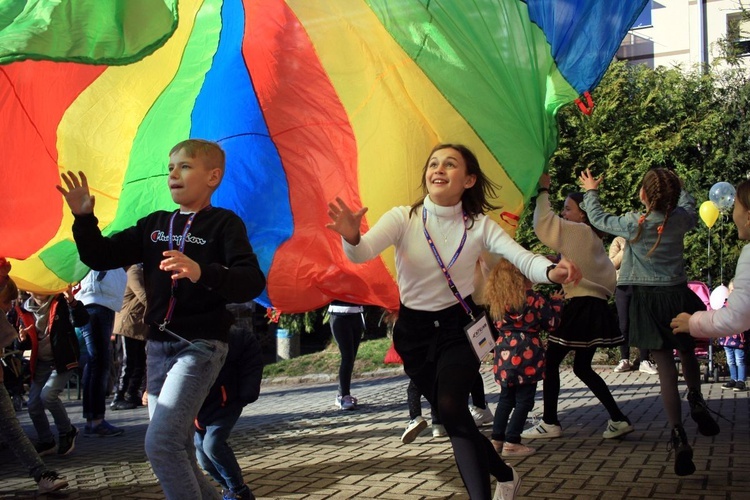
651, 349, 701, 426
543, 342, 627, 426
430, 363, 512, 497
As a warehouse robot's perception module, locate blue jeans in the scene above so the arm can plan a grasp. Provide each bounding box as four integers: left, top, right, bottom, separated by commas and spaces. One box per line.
27, 361, 74, 443
80, 304, 115, 421
145, 339, 228, 500
491, 383, 537, 444
724, 346, 746, 381
0, 383, 45, 479
194, 406, 244, 491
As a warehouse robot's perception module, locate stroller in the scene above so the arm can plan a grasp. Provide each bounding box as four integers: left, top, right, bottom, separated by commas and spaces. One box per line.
682, 281, 722, 382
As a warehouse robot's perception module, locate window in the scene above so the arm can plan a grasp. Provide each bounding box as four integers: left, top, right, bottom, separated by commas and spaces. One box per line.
632, 0, 653, 29
727, 12, 750, 56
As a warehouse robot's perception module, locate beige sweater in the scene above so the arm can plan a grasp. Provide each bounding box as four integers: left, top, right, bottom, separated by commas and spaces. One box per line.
533, 192, 616, 300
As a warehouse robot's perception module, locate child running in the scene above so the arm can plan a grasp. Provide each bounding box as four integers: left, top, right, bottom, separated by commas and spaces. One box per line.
671, 179, 750, 390
56, 139, 266, 499
523, 173, 632, 442
484, 258, 563, 458
326, 143, 581, 500
581, 167, 718, 477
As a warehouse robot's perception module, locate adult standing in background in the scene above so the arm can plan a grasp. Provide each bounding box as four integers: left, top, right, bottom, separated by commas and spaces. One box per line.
111, 264, 148, 410
76, 268, 127, 436
609, 236, 658, 375
329, 300, 365, 410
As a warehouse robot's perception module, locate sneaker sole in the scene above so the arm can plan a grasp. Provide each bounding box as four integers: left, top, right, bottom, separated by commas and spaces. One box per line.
521, 429, 562, 440
401, 419, 428, 444
691, 408, 720, 437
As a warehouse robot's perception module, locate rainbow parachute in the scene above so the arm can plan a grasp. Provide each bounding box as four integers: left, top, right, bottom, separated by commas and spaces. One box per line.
0, 0, 646, 312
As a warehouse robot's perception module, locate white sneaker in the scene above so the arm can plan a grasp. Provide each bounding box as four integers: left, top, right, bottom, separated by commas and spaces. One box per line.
36, 471, 68, 494
493, 467, 521, 500
401, 416, 428, 444
335, 394, 357, 410
613, 359, 633, 372
602, 419, 634, 439
432, 423, 447, 438
639, 360, 658, 375
469, 405, 494, 427
521, 421, 562, 439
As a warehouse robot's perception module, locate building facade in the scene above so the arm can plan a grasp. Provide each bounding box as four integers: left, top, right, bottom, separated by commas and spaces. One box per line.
617, 0, 749, 70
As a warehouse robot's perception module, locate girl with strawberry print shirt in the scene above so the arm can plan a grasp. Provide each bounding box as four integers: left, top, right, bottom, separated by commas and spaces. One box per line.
485, 258, 563, 458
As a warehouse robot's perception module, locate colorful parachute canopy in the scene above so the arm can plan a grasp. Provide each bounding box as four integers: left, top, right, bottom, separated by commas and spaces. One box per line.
0, 0, 647, 313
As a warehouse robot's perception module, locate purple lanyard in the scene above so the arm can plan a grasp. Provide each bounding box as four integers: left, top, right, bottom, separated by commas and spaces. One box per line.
161, 207, 208, 327
421, 206, 474, 319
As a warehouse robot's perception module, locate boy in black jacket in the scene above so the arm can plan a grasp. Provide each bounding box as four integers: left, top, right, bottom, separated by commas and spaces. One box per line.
195, 324, 263, 500
57, 139, 266, 499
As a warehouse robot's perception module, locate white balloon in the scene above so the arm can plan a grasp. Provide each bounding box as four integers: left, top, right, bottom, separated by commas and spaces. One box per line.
709, 285, 729, 310
709, 182, 736, 213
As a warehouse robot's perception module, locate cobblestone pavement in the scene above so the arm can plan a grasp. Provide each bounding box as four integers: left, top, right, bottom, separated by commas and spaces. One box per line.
1, 366, 748, 499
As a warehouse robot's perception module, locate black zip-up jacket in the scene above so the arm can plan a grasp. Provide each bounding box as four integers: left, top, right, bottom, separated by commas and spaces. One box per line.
195, 326, 263, 429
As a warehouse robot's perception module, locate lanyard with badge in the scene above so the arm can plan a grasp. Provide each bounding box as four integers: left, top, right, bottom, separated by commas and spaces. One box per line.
158, 207, 212, 350
422, 206, 495, 361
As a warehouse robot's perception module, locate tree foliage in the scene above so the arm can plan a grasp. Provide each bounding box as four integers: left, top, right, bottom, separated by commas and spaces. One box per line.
515, 60, 750, 286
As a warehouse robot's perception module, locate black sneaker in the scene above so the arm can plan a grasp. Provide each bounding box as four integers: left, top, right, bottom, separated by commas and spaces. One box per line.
34, 440, 56, 457
734, 381, 747, 392
35, 470, 68, 494
58, 426, 79, 456
722, 380, 737, 390
667, 425, 695, 476
687, 389, 720, 436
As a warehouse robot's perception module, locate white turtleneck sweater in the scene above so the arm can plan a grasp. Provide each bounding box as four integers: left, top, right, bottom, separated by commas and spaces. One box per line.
343, 196, 552, 311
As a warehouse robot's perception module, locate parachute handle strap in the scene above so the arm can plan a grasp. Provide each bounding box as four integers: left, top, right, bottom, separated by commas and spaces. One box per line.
574, 91, 594, 115
500, 211, 520, 228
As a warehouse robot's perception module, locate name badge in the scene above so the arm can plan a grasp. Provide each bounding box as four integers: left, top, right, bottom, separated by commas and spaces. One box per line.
463, 312, 495, 361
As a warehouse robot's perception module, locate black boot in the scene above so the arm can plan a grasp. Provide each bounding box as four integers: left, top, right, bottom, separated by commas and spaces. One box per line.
687, 388, 720, 436
109, 392, 125, 410
669, 425, 695, 476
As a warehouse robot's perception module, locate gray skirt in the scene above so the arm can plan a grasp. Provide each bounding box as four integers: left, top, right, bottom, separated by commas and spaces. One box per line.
629, 284, 706, 351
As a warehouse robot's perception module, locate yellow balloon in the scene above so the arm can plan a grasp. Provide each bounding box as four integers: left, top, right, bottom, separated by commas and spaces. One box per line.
699, 201, 719, 228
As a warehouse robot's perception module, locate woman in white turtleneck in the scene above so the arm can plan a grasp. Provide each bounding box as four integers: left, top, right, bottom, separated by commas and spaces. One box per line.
327, 143, 581, 500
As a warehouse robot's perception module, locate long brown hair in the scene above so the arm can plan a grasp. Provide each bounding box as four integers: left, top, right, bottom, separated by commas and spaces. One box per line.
736, 179, 750, 212
484, 258, 528, 321
409, 143, 500, 225
630, 168, 681, 257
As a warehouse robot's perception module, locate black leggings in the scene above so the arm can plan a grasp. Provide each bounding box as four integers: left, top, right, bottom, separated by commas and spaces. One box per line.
543, 342, 627, 426
651, 348, 701, 426
330, 313, 363, 396
395, 301, 512, 498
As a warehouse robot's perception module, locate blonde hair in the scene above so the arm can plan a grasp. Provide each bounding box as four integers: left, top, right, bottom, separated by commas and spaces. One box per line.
484, 258, 528, 320
170, 139, 226, 176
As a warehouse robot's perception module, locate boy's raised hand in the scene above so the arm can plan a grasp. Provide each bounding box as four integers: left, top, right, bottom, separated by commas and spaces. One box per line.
56, 171, 95, 215
326, 197, 368, 245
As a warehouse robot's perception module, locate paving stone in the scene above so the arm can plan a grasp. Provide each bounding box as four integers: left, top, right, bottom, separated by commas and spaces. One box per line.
1, 366, 748, 498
